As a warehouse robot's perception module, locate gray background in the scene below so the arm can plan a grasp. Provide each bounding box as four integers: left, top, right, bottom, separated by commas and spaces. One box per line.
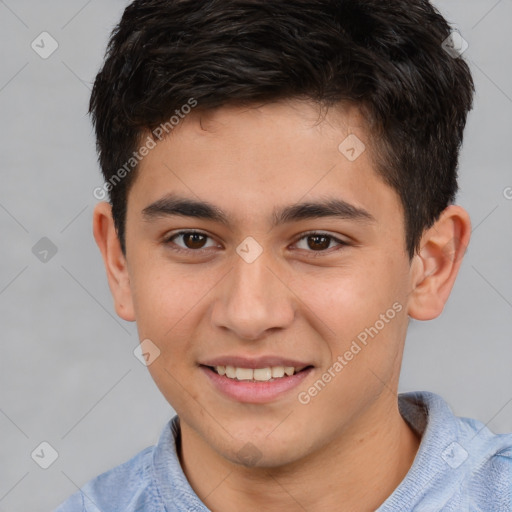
0, 1, 511, 510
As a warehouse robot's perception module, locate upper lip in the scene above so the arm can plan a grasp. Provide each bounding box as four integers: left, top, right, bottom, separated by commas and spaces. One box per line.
200, 356, 313, 369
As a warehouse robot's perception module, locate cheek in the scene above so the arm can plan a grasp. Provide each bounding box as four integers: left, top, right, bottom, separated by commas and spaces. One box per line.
129, 258, 199, 333
132, 264, 208, 407
293, 257, 407, 367
292, 262, 390, 332
129, 260, 220, 366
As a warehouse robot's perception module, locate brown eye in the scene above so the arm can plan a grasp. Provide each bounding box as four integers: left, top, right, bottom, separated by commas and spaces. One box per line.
294, 231, 348, 254
165, 231, 218, 252
182, 232, 207, 249
306, 234, 331, 251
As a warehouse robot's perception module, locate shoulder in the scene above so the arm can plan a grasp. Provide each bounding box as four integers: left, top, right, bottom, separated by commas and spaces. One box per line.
459, 423, 512, 508
436, 403, 512, 509
394, 392, 512, 510
54, 445, 162, 512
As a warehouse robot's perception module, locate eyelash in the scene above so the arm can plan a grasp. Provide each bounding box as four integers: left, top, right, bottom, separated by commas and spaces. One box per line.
163, 230, 349, 256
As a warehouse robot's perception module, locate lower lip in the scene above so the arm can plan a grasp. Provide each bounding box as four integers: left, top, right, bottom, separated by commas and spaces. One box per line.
200, 366, 314, 404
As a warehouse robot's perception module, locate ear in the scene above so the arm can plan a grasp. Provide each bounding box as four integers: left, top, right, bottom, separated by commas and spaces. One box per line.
92, 202, 136, 322
407, 205, 471, 321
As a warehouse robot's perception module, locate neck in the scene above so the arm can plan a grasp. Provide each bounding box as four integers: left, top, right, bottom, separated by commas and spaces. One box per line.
178, 396, 421, 512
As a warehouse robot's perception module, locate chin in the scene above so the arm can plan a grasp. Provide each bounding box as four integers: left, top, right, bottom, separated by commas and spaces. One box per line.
215, 430, 310, 470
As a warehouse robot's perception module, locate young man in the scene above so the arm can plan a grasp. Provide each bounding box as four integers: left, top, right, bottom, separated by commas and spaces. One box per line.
56, 0, 512, 510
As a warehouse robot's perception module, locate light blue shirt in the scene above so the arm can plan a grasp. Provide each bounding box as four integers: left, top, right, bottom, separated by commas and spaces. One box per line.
55, 391, 512, 511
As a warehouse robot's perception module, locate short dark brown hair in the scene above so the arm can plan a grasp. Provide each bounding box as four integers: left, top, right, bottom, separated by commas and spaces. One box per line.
89, 0, 474, 258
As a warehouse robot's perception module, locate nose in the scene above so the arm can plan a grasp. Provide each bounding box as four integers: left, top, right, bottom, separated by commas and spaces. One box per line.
210, 247, 295, 341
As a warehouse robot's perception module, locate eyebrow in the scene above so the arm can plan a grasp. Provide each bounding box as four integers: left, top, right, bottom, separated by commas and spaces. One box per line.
142, 193, 376, 227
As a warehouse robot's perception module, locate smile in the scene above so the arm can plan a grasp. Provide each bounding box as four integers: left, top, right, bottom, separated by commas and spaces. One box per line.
200, 364, 314, 403
212, 365, 307, 381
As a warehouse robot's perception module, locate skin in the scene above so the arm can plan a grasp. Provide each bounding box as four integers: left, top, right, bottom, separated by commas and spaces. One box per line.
93, 99, 471, 511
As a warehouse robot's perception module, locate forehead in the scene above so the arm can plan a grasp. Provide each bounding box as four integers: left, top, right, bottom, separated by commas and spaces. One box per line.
127, 99, 402, 231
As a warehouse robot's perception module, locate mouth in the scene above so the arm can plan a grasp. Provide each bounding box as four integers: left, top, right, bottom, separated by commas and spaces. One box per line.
202, 364, 312, 382
199, 362, 315, 403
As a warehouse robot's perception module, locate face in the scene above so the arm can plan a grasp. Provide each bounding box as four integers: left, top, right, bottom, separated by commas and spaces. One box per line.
115, 100, 418, 467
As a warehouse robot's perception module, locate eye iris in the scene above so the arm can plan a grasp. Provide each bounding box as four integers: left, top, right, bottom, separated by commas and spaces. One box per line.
308, 235, 330, 251
184, 233, 207, 249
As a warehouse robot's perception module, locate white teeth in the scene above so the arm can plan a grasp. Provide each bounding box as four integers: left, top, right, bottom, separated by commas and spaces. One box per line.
253, 368, 272, 381
214, 365, 304, 381
235, 367, 254, 381
271, 366, 285, 378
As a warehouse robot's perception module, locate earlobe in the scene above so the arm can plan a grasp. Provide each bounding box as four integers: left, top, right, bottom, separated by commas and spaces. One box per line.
92, 202, 136, 322
407, 205, 471, 321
